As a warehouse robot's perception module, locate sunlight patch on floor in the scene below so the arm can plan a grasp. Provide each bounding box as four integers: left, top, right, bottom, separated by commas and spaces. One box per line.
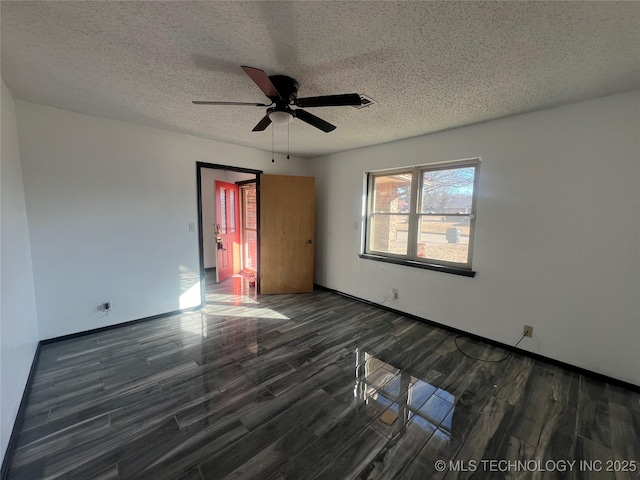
205, 292, 259, 305
201, 304, 289, 320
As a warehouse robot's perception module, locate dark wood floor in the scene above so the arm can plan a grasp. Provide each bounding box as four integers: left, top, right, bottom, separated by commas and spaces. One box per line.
6, 275, 640, 479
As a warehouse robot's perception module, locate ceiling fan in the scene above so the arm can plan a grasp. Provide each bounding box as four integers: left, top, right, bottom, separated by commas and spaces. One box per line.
193, 66, 362, 133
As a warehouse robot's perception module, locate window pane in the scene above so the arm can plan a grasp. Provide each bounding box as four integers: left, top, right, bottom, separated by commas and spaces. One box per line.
220, 188, 227, 234
421, 167, 475, 214
372, 173, 412, 213
417, 216, 470, 264
230, 190, 236, 233
244, 230, 257, 270
370, 214, 409, 255
244, 187, 257, 229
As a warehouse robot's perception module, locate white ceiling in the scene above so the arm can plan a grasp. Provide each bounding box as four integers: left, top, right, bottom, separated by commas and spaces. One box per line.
2, 1, 639, 158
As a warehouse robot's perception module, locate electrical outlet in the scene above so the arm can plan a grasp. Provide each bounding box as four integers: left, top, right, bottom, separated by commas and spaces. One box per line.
98, 301, 112, 313
392, 288, 399, 300
523, 325, 533, 337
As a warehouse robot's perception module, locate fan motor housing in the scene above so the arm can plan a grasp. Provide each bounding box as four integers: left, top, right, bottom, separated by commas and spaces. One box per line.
269, 75, 299, 104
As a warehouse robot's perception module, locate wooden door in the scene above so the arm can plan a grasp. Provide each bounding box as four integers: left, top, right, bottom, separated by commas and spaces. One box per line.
215, 180, 240, 282
259, 174, 315, 294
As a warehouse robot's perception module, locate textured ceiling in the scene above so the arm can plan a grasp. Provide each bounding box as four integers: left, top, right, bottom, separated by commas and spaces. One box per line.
1, 1, 639, 158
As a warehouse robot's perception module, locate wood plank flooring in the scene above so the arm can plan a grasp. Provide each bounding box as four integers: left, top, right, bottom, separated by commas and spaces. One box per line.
6, 275, 640, 479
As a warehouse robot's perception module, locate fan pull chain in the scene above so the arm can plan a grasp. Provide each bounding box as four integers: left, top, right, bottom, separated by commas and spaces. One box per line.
271, 125, 275, 163
287, 121, 290, 159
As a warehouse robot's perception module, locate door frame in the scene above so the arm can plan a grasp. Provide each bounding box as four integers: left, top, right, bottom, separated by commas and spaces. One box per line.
196, 162, 262, 305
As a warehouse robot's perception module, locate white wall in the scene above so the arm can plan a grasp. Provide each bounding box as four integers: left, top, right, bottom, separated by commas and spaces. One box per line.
0, 81, 39, 461
309, 91, 640, 386
200, 168, 254, 270
16, 101, 310, 340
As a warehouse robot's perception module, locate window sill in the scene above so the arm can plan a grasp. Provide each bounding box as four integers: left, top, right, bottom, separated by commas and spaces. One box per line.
358, 253, 476, 277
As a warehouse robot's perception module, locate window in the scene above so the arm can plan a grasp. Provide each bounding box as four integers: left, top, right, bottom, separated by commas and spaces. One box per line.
219, 188, 227, 234
363, 159, 479, 275
230, 190, 236, 233
241, 184, 258, 271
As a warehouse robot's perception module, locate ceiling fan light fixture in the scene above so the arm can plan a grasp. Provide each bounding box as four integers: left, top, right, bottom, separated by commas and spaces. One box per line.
268, 110, 293, 125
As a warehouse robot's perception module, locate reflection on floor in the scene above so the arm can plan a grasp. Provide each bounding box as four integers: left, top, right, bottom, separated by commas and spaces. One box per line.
360, 352, 455, 447
6, 275, 640, 479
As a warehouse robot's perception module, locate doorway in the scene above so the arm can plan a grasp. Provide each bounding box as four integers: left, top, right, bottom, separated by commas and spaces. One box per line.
197, 165, 316, 302
196, 162, 262, 303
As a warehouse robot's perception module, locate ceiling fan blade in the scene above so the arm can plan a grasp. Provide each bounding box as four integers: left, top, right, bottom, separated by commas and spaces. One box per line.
192, 101, 270, 106
295, 93, 362, 108
293, 109, 336, 133
252, 115, 272, 132
241, 66, 282, 100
